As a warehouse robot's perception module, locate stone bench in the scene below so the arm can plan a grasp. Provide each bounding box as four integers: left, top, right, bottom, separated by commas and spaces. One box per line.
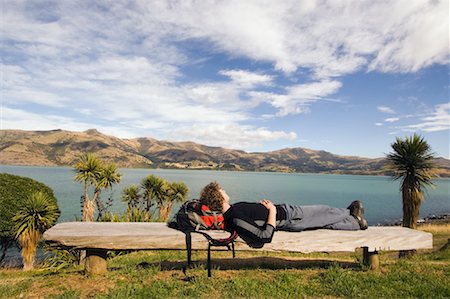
43, 222, 433, 275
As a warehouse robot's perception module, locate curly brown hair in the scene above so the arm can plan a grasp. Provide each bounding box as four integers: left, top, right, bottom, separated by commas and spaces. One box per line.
199, 181, 225, 211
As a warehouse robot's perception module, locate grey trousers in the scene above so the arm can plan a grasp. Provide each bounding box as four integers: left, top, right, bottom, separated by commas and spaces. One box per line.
276, 204, 360, 231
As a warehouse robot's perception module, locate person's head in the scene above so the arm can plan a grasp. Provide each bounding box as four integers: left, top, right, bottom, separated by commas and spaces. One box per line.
199, 181, 229, 211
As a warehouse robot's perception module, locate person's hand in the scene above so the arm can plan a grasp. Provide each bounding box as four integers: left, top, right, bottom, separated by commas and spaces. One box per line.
260, 199, 276, 211
260, 199, 277, 227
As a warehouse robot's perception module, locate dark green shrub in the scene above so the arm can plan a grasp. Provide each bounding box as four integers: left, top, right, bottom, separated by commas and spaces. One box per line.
0, 173, 59, 261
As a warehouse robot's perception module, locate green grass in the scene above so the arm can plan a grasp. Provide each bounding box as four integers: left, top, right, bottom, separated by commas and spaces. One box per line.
1, 226, 449, 299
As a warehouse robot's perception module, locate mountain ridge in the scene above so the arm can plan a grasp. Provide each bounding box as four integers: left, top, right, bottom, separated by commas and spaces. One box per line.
1, 129, 449, 177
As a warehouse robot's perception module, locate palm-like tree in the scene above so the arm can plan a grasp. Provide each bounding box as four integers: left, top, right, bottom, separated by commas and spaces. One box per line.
121, 184, 141, 211
158, 182, 189, 221
74, 153, 122, 221
141, 175, 168, 211
97, 163, 122, 190
386, 134, 436, 229
13, 191, 60, 270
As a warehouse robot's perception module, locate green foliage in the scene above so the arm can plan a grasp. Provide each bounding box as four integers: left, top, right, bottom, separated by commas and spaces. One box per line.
387, 134, 436, 184
13, 191, 60, 270
42, 245, 80, 272
100, 207, 154, 222
97, 163, 122, 190
0, 173, 58, 238
73, 153, 122, 221
73, 153, 103, 186
13, 191, 60, 239
386, 134, 437, 228
168, 181, 189, 204
141, 175, 168, 210
119, 175, 189, 222
121, 184, 141, 210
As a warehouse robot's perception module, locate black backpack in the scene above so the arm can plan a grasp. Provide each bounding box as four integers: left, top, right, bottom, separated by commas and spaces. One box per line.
167, 199, 225, 232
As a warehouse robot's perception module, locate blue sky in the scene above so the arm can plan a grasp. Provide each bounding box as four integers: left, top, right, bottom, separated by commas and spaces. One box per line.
1, 0, 449, 158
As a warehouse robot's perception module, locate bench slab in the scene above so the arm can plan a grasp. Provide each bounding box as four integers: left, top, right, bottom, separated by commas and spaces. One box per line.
44, 222, 432, 253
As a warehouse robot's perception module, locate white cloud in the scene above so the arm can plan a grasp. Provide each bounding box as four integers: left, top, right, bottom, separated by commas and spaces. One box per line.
1, 107, 145, 139
368, 0, 449, 73
172, 124, 297, 150
3, 1, 447, 79
1, 0, 448, 151
378, 106, 396, 114
141, 0, 448, 76
251, 80, 342, 116
403, 103, 450, 132
384, 117, 400, 123
219, 69, 273, 87
375, 123, 383, 126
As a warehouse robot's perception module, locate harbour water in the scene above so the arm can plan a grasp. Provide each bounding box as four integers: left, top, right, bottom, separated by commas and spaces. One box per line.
2, 165, 449, 225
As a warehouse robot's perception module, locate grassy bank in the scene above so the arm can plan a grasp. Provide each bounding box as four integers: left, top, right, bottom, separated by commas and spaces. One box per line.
1, 224, 449, 299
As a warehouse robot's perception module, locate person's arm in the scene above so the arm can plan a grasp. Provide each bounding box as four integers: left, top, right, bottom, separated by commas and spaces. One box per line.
260, 199, 276, 227
232, 218, 275, 247
231, 201, 277, 246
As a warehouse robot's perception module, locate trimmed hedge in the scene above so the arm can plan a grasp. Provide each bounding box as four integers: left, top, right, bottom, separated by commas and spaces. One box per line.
0, 173, 59, 238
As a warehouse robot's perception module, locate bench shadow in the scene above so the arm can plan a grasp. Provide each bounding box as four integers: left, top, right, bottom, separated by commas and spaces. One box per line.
137, 256, 359, 271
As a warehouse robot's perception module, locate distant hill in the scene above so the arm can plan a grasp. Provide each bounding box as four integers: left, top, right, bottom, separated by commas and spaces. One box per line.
1, 129, 449, 177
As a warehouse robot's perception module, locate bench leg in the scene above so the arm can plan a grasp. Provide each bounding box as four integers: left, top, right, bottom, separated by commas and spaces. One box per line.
185, 232, 192, 265
362, 247, 379, 270
85, 249, 107, 275
207, 244, 212, 278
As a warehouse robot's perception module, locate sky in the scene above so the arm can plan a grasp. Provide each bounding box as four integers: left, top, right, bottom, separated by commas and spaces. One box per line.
1, 0, 449, 158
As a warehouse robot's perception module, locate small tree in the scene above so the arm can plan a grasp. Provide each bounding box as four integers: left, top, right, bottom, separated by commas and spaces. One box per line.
141, 175, 168, 211
73, 153, 122, 221
158, 182, 189, 221
121, 184, 141, 211
120, 175, 189, 222
386, 134, 437, 229
13, 191, 60, 270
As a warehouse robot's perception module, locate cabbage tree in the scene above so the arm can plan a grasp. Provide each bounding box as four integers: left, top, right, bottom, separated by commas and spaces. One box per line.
386, 134, 436, 229
13, 191, 60, 270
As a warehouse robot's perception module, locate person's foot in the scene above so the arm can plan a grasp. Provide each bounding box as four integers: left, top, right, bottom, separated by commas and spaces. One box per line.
347, 200, 368, 230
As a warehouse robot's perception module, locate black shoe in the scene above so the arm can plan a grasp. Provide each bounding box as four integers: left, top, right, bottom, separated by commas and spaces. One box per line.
347, 200, 368, 230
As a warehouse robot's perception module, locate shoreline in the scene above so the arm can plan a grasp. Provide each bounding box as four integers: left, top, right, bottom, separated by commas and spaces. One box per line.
377, 213, 450, 226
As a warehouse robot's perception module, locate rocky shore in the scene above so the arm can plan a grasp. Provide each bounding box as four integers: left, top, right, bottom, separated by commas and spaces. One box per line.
378, 213, 450, 226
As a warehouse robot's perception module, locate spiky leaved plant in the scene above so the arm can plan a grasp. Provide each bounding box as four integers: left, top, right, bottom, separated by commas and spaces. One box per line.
158, 181, 189, 221
73, 153, 121, 221
386, 134, 436, 229
121, 184, 141, 211
141, 175, 168, 212
13, 191, 60, 270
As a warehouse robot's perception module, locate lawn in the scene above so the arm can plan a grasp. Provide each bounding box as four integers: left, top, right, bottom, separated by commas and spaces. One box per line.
1, 224, 449, 299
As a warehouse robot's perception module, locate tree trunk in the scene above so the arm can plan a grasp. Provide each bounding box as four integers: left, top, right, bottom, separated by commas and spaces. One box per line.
20, 231, 40, 271
402, 184, 416, 229
83, 199, 96, 222
159, 203, 173, 222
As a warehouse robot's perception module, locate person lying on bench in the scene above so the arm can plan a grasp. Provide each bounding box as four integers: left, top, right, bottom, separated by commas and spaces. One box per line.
199, 182, 368, 248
